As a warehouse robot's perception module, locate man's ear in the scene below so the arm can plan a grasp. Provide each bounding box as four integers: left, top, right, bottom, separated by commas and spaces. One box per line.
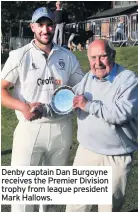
52, 23, 56, 30
30, 23, 35, 32
111, 50, 116, 61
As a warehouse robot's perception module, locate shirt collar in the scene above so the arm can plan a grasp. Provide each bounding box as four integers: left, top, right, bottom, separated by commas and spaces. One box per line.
91, 63, 117, 83
31, 39, 59, 55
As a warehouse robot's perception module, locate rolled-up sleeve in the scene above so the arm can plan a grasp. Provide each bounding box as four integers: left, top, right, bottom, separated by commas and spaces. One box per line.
1, 51, 19, 84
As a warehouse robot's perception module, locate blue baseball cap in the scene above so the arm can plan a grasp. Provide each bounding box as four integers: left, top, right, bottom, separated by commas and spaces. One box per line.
32, 7, 54, 23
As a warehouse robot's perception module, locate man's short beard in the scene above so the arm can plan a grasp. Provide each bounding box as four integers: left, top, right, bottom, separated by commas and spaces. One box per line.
34, 33, 54, 45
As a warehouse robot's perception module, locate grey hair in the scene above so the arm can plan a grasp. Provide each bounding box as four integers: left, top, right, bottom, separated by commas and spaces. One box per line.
105, 40, 116, 60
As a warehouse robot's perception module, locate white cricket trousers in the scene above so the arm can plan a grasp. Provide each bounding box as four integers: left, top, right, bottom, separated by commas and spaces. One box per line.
11, 117, 72, 212
66, 144, 132, 212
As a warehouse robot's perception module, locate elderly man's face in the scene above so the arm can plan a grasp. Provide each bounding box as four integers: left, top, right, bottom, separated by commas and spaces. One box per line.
88, 40, 114, 79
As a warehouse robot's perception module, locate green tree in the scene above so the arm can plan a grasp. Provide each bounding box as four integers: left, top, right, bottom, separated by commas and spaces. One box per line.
1, 1, 111, 35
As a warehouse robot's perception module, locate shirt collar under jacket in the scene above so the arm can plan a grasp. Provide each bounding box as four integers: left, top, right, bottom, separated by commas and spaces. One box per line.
91, 63, 117, 83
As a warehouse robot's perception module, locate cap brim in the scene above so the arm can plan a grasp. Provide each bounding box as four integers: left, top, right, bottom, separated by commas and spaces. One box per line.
32, 15, 54, 23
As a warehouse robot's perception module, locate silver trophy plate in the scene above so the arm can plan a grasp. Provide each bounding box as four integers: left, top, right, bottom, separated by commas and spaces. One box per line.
51, 86, 75, 115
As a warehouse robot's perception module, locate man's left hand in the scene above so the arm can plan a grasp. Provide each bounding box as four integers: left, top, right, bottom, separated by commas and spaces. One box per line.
73, 95, 87, 110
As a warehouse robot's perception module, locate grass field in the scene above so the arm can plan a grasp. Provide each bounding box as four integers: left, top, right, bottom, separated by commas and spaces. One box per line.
1, 46, 138, 212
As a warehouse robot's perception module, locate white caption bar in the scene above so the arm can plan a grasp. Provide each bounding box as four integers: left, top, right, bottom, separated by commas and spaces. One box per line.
0, 166, 112, 205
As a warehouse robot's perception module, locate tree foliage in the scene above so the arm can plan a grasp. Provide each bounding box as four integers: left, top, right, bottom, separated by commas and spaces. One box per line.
1, 1, 111, 35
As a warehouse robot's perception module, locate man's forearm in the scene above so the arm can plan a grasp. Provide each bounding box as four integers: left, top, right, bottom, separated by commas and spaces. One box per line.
1, 89, 27, 112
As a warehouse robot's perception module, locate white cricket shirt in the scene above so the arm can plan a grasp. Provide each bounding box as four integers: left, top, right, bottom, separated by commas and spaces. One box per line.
1, 40, 84, 122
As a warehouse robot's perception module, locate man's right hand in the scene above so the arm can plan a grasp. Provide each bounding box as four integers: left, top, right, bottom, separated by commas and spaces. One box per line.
1, 79, 42, 121
20, 102, 42, 121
